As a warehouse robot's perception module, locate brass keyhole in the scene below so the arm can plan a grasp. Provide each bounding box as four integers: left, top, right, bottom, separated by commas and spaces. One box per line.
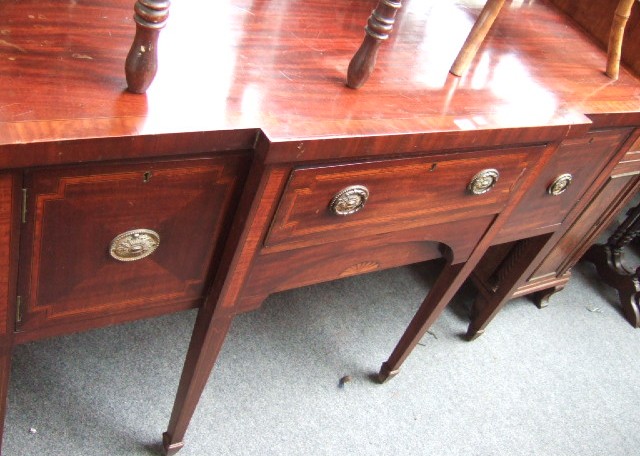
143, 171, 152, 183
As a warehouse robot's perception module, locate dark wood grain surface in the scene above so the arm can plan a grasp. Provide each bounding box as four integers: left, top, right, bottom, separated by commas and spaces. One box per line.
265, 146, 537, 250
15, 153, 250, 342
0, 174, 15, 339
495, 128, 634, 243
0, 0, 639, 159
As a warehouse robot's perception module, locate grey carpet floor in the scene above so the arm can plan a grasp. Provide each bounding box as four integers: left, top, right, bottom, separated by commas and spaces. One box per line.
3, 258, 640, 455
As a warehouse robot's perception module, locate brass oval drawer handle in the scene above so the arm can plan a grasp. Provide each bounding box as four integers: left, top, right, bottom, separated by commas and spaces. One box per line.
468, 169, 499, 195
109, 229, 160, 262
547, 173, 573, 196
329, 185, 370, 216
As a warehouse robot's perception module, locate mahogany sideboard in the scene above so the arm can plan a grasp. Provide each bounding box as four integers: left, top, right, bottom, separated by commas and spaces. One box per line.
1, 0, 640, 454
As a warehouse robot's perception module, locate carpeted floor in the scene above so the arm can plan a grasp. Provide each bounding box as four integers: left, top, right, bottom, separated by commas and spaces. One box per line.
3, 256, 640, 455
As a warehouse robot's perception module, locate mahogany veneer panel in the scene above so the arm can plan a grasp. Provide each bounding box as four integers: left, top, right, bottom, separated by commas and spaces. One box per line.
496, 128, 633, 242
0, 0, 639, 153
530, 158, 640, 281
17, 154, 250, 335
239, 214, 496, 312
266, 147, 540, 251
0, 174, 17, 339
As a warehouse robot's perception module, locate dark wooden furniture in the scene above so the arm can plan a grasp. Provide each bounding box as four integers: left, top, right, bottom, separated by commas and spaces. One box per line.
583, 192, 640, 327
1, 0, 640, 455
467, 0, 640, 338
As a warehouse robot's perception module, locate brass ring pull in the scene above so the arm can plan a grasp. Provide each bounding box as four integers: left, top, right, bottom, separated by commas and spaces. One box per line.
109, 229, 160, 262
468, 169, 499, 195
329, 185, 369, 216
547, 173, 573, 196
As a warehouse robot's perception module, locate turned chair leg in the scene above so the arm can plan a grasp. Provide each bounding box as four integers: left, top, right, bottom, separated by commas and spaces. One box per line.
450, 0, 506, 77
347, 0, 402, 89
125, 0, 170, 94
606, 0, 636, 80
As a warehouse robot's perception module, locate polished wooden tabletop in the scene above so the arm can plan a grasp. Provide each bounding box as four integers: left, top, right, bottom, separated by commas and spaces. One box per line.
0, 0, 639, 153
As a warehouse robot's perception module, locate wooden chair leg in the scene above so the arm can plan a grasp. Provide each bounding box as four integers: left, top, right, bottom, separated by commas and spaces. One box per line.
378, 257, 465, 383
606, 0, 636, 80
449, 0, 507, 77
347, 0, 402, 89
125, 0, 170, 94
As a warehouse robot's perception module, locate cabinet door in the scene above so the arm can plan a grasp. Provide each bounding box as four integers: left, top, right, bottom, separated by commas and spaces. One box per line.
17, 154, 249, 337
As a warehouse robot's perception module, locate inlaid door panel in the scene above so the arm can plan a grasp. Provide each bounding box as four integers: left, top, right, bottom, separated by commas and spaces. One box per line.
17, 154, 250, 334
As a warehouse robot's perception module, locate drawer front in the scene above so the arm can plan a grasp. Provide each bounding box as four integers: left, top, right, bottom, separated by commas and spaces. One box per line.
496, 128, 632, 243
265, 146, 539, 251
17, 154, 249, 333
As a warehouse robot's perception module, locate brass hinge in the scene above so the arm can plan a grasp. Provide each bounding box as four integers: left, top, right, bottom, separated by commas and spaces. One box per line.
15, 295, 22, 325
21, 188, 27, 223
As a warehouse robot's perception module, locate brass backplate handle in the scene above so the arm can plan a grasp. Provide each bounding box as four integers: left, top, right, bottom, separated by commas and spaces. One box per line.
109, 229, 160, 262
329, 185, 370, 215
547, 173, 573, 196
468, 169, 499, 195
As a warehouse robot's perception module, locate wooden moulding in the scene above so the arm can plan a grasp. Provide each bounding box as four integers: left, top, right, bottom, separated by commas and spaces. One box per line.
606, 0, 636, 80
347, 0, 402, 89
125, 0, 171, 94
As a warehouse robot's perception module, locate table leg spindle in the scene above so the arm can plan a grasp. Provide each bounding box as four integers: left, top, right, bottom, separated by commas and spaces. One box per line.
347, 0, 402, 89
125, 0, 170, 94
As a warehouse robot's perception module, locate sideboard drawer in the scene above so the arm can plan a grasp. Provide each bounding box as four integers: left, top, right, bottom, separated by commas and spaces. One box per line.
265, 146, 540, 251
495, 128, 632, 243
17, 153, 250, 334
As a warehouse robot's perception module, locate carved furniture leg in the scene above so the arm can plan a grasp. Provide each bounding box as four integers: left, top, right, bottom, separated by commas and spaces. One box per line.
125, 0, 170, 94
378, 253, 464, 383
449, 0, 507, 77
606, 0, 636, 80
347, 0, 402, 89
583, 201, 640, 327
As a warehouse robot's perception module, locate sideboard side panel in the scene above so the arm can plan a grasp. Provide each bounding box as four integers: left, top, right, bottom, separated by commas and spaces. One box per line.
0, 173, 19, 339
